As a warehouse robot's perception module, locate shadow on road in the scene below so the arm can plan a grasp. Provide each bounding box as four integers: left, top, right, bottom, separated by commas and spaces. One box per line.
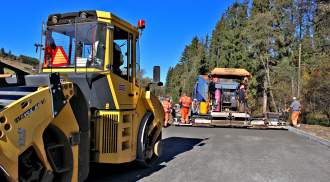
86, 137, 206, 182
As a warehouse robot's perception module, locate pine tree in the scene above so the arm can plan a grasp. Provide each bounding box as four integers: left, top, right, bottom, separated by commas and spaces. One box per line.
246, 0, 276, 112
165, 36, 209, 101
209, 16, 225, 68
209, 1, 250, 71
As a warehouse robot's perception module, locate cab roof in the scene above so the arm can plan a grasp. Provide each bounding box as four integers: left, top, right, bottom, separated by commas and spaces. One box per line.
47, 10, 139, 34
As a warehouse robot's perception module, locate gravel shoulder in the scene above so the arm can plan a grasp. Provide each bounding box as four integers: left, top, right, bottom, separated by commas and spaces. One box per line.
298, 124, 330, 141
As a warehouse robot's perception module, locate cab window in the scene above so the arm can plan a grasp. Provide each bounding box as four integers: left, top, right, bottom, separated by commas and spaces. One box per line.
44, 22, 106, 69
0, 66, 25, 87
113, 27, 130, 80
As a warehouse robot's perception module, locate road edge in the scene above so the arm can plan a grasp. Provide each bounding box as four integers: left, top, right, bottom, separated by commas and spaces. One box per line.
287, 126, 330, 148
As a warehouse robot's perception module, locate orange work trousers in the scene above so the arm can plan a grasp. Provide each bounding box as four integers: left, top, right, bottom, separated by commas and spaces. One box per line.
291, 111, 300, 126
181, 107, 190, 123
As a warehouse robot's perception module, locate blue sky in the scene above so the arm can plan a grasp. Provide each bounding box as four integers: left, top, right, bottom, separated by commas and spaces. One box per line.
0, 0, 234, 81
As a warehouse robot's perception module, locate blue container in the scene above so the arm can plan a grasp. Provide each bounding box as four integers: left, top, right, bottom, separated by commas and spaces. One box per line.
193, 75, 209, 102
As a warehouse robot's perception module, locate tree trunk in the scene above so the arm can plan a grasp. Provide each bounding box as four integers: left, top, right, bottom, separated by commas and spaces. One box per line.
265, 57, 278, 112
260, 56, 276, 113
298, 43, 302, 98
291, 76, 295, 97
263, 78, 268, 114
269, 89, 278, 112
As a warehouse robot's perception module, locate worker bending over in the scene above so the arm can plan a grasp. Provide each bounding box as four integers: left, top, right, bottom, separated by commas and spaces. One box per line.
162, 97, 172, 127
179, 92, 192, 124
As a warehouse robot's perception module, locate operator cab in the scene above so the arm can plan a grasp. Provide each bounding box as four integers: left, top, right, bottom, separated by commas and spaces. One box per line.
42, 11, 140, 75
41, 10, 143, 110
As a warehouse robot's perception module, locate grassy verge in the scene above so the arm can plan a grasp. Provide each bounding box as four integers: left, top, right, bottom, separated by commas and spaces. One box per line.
304, 112, 330, 127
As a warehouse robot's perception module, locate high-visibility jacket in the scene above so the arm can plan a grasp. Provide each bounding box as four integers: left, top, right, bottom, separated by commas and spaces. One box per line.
162, 100, 171, 113
179, 96, 192, 108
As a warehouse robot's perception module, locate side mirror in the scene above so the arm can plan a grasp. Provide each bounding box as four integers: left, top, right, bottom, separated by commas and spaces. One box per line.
146, 81, 163, 91
145, 66, 163, 91
153, 66, 160, 83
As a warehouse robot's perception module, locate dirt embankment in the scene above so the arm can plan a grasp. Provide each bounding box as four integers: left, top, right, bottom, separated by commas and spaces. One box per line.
0, 57, 36, 74
299, 124, 330, 141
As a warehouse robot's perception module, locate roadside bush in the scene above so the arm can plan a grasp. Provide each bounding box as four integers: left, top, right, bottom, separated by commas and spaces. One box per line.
305, 112, 330, 127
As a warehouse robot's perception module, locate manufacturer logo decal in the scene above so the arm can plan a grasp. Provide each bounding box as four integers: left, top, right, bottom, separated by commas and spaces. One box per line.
14, 98, 46, 123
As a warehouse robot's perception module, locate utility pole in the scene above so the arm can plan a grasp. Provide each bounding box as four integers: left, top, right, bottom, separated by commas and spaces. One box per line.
297, 43, 302, 98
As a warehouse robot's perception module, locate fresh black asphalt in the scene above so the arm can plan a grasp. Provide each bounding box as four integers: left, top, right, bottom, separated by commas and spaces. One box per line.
87, 126, 330, 182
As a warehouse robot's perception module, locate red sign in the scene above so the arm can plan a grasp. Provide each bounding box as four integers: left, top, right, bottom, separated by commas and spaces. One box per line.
51, 46, 69, 67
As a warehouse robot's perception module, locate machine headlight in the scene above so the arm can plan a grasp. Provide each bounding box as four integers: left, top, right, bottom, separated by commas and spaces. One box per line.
51, 16, 58, 24
80, 12, 87, 19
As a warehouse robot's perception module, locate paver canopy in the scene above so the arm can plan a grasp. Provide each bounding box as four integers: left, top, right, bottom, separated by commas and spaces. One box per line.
211, 68, 251, 78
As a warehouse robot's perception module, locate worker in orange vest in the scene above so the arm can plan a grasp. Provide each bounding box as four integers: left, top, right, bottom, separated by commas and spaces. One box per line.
179, 92, 192, 124
162, 97, 172, 127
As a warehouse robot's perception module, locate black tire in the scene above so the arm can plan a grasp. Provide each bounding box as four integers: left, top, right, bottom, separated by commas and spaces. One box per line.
136, 112, 162, 167
18, 125, 73, 182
